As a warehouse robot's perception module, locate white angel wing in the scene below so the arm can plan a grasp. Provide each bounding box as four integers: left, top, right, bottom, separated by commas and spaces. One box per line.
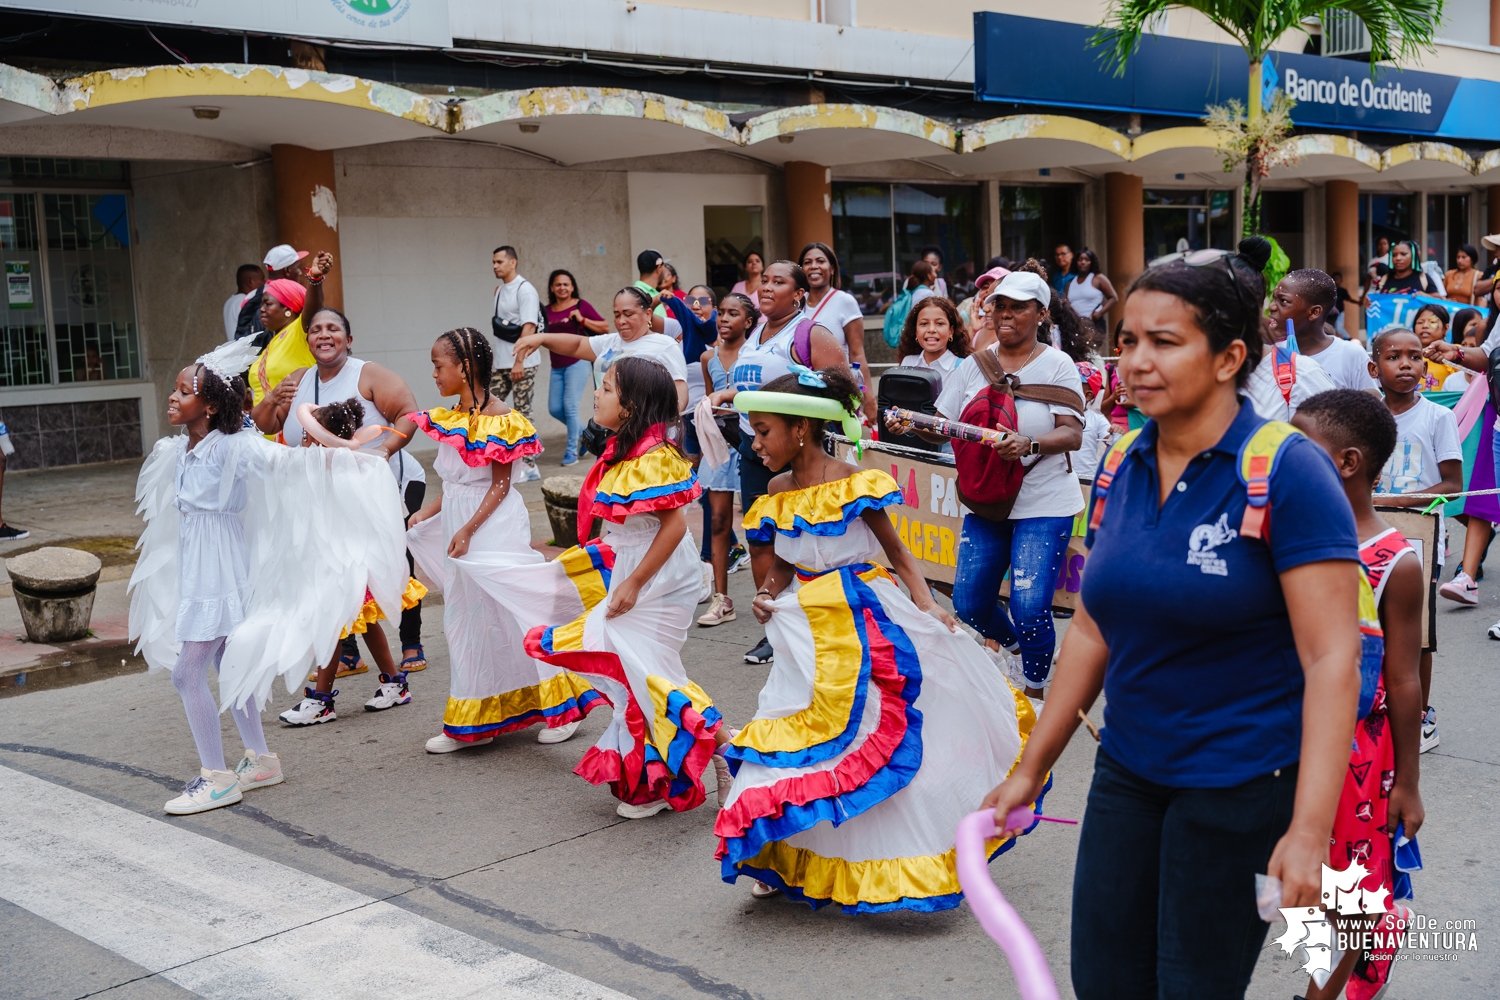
127, 435, 187, 672
219, 444, 407, 712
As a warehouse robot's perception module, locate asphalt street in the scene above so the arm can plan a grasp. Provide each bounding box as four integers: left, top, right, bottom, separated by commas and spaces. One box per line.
1, 454, 1496, 1000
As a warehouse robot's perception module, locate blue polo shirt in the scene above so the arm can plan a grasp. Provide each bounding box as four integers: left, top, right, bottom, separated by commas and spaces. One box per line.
1081, 398, 1359, 787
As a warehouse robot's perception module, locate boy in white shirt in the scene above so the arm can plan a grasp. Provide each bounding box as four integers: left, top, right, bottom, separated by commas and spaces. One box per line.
1267, 268, 1378, 393
1371, 326, 1463, 755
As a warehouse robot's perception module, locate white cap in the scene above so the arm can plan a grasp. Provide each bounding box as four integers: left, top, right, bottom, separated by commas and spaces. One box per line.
263, 244, 309, 271
1482, 233, 1500, 253
986, 270, 1052, 308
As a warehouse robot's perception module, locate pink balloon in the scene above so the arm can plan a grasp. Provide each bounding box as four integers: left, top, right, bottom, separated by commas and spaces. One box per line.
955, 810, 1061, 1000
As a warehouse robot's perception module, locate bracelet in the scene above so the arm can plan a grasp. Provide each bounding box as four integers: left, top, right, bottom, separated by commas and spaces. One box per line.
307, 275, 324, 285
756, 588, 772, 596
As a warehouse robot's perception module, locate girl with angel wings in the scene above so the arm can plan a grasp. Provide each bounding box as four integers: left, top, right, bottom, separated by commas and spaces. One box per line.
129, 339, 409, 816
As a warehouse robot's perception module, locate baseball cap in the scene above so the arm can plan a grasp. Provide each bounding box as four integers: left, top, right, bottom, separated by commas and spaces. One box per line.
986, 270, 1052, 307
636, 249, 667, 274
974, 266, 1011, 291
263, 244, 309, 271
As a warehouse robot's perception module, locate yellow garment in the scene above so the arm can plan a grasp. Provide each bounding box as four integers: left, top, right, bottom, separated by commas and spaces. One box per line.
1421, 358, 1466, 392
742, 469, 901, 537
341, 578, 427, 639
251, 316, 315, 412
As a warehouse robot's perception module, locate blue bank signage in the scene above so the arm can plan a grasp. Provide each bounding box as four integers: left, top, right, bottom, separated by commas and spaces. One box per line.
974, 12, 1500, 142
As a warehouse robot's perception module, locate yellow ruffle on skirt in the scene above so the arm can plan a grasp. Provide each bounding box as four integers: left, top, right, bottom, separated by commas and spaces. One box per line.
341, 577, 427, 639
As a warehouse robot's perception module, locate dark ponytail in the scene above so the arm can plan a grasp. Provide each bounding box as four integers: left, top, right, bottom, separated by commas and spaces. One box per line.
1126, 237, 1269, 388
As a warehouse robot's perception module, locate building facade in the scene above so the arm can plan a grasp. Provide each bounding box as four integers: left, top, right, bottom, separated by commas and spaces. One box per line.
3, 0, 1500, 466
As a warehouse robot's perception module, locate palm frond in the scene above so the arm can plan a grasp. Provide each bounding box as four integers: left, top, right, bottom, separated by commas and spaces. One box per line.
1320, 0, 1444, 66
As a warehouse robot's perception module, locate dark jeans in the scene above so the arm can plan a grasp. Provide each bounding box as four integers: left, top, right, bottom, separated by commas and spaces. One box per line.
1071, 750, 1297, 1000
737, 432, 776, 515
952, 513, 1073, 685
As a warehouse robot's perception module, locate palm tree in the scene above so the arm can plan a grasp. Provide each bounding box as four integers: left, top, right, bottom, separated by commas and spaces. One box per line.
1093, 0, 1445, 233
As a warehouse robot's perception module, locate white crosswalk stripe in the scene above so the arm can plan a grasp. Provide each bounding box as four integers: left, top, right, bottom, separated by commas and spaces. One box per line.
0, 765, 631, 1000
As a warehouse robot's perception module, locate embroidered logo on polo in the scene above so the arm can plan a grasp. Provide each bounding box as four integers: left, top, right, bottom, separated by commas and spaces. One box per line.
1187, 513, 1237, 576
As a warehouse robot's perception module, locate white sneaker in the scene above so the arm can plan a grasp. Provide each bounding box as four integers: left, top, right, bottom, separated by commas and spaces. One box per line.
616, 799, 672, 819
1420, 706, 1439, 753
364, 673, 411, 712
516, 462, 542, 484
164, 768, 242, 815
697, 593, 736, 627
279, 692, 336, 726
426, 733, 492, 753
987, 646, 1027, 690
1488, 619, 1500, 640
1439, 571, 1479, 606
538, 720, 581, 744
232, 750, 283, 791
698, 562, 713, 603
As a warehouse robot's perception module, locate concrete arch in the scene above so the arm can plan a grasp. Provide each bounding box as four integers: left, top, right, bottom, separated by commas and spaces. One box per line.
740, 103, 957, 166
955, 114, 1128, 174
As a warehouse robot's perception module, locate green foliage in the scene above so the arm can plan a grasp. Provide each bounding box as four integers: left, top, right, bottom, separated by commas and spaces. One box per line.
1262, 235, 1293, 295
1092, 0, 1446, 73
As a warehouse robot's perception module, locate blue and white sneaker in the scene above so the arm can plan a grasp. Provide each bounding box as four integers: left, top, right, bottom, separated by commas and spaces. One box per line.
515, 462, 542, 484
364, 672, 410, 712
164, 768, 242, 815
1420, 706, 1439, 753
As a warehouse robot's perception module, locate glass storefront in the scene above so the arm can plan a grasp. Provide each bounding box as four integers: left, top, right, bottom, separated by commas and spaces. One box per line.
1360, 193, 1416, 272
997, 186, 1082, 267
832, 182, 982, 315
1143, 189, 1235, 262
1425, 193, 1470, 270
0, 177, 140, 388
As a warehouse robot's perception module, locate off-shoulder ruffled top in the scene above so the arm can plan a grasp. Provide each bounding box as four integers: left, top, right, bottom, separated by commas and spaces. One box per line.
411, 407, 542, 467
742, 469, 903, 544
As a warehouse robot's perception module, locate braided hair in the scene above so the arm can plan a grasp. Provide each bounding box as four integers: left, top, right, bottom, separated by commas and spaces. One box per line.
724, 291, 760, 326
758, 366, 862, 444
313, 397, 365, 440
438, 327, 493, 413
193, 364, 246, 435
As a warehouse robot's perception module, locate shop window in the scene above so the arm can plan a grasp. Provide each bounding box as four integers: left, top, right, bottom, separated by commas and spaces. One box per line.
703, 205, 764, 302
1260, 191, 1305, 270
997, 186, 1082, 269
44, 193, 141, 384
832, 182, 981, 315
1144, 189, 1235, 262
0, 158, 129, 184
1360, 193, 1415, 274
0, 193, 48, 387
1425, 193, 1470, 270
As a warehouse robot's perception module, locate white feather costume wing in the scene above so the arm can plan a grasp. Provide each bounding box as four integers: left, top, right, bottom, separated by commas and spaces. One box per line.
219, 443, 407, 712
127, 435, 188, 672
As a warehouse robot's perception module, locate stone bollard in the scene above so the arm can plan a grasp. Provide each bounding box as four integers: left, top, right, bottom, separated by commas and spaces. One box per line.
540, 475, 600, 547
6, 546, 102, 643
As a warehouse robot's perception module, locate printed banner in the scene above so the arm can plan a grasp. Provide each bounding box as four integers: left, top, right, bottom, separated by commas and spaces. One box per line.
1365, 291, 1490, 336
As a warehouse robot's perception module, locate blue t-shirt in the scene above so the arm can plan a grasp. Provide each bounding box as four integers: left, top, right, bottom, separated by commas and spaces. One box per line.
1081, 398, 1359, 788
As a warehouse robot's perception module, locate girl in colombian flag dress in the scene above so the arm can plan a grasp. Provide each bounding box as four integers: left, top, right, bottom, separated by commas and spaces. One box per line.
717, 365, 1040, 911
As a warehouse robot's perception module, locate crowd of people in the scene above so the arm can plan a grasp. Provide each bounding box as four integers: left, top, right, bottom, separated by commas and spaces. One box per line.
111, 222, 1500, 1000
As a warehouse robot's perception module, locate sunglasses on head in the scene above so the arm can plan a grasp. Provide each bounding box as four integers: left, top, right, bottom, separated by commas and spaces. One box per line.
1149, 248, 1259, 317
686, 295, 714, 307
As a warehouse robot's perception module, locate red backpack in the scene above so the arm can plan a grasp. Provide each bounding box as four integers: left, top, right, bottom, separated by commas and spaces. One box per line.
953, 350, 1085, 521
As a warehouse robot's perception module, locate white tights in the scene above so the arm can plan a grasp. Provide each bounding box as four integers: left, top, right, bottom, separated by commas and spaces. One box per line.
171, 638, 268, 771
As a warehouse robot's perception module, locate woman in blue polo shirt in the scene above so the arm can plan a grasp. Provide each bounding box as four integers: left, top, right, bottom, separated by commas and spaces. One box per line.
984, 238, 1363, 999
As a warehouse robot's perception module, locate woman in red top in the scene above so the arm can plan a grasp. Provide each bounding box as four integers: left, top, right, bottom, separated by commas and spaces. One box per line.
544, 269, 607, 466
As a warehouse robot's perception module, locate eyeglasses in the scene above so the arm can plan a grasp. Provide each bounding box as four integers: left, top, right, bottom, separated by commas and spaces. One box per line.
686, 296, 714, 307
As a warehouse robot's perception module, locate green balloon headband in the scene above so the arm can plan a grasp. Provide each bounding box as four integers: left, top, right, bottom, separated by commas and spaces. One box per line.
733, 390, 864, 454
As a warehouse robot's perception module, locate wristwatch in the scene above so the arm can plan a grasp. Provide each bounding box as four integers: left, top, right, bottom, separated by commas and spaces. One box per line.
1027, 437, 1042, 457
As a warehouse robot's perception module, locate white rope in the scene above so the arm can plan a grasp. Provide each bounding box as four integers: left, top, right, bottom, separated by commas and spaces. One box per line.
1373, 488, 1500, 500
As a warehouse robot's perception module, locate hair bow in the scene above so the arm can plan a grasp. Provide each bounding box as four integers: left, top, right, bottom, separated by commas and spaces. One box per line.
786, 362, 826, 388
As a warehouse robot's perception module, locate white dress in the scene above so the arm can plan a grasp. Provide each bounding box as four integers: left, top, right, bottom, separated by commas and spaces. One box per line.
717, 470, 1038, 913
406, 409, 600, 740
173, 430, 250, 643
525, 443, 721, 810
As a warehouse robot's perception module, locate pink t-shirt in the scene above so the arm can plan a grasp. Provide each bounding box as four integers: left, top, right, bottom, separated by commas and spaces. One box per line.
544, 299, 604, 368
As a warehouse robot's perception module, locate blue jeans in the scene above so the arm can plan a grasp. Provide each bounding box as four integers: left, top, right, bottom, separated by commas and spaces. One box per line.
952, 513, 1072, 685
547, 362, 591, 461
1071, 750, 1296, 1000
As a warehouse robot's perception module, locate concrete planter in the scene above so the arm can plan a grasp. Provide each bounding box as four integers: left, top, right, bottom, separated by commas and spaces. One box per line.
540, 475, 600, 547
6, 547, 102, 643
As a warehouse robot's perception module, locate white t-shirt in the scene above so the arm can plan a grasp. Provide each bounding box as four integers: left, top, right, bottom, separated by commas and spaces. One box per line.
1379, 395, 1462, 495
899, 351, 960, 375
935, 344, 1086, 520
805, 289, 863, 355
588, 332, 688, 389
1295, 336, 1377, 392
1442, 369, 1473, 391
222, 292, 247, 341
1245, 350, 1336, 421
1071, 408, 1112, 481
493, 276, 542, 370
